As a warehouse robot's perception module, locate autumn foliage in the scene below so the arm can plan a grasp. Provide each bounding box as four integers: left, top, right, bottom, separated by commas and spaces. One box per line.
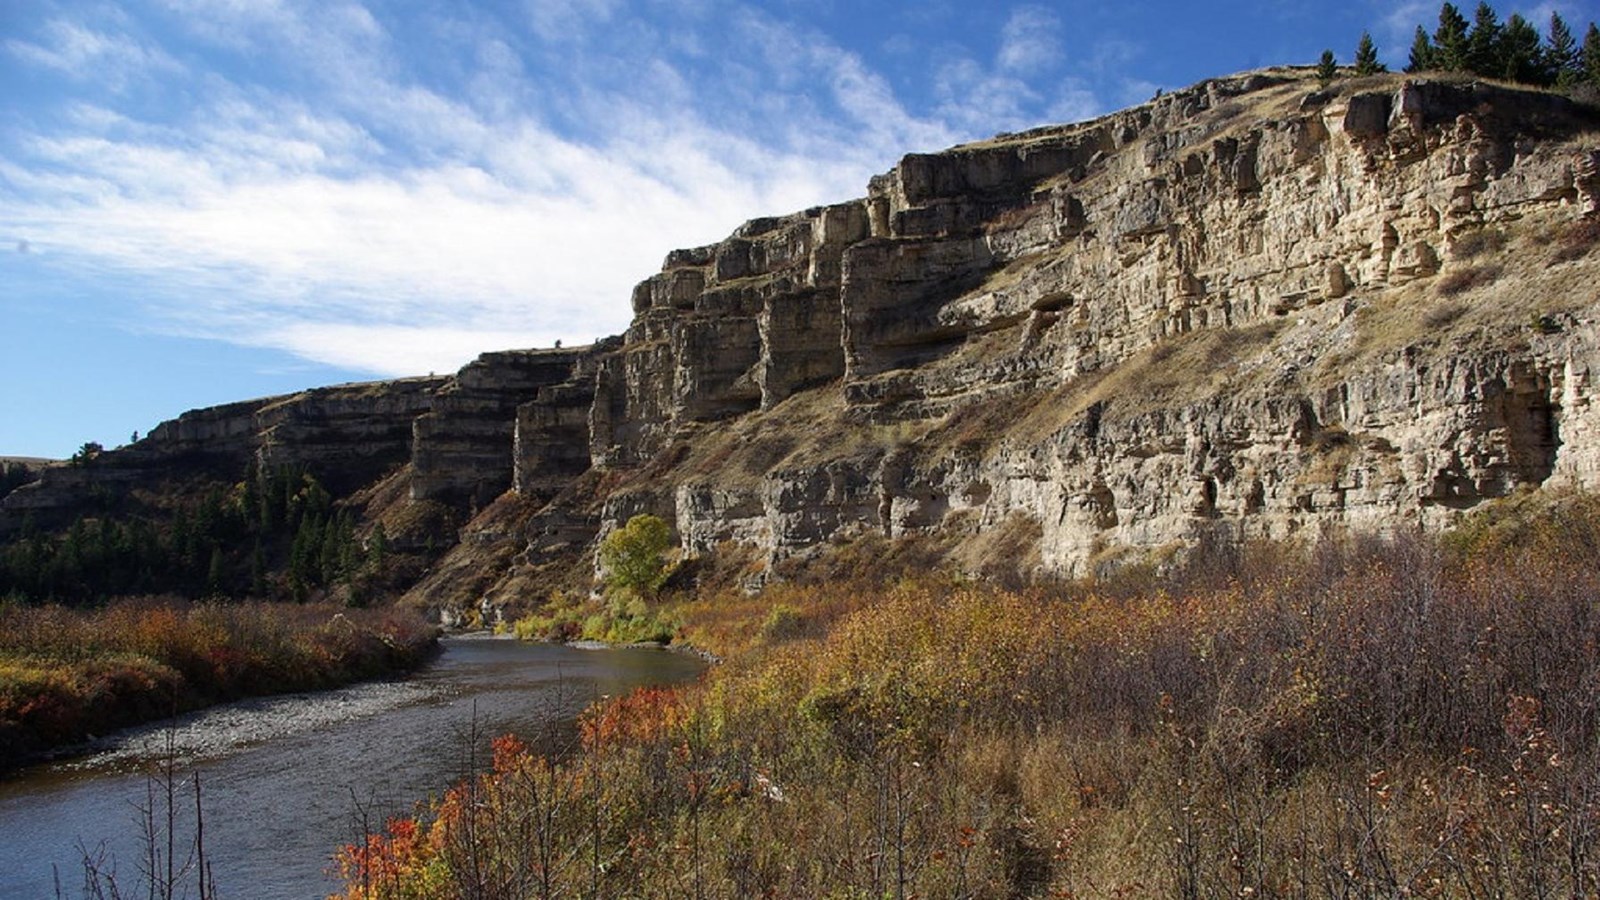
0, 598, 437, 770
336, 492, 1600, 898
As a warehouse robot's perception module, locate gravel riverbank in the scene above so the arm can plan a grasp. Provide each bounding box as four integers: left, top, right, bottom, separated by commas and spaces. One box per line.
64, 678, 445, 770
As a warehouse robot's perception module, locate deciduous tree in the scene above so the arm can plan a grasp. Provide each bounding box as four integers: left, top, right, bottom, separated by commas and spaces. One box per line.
598, 514, 672, 599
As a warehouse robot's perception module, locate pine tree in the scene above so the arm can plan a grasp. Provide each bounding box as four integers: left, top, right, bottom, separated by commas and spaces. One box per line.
1498, 14, 1543, 83
1546, 13, 1580, 88
206, 546, 226, 597
1585, 23, 1600, 88
240, 466, 261, 532
1317, 49, 1338, 86
250, 539, 268, 597
367, 522, 388, 570
1435, 3, 1471, 70
1354, 31, 1385, 75
1466, 2, 1503, 75
1408, 25, 1437, 72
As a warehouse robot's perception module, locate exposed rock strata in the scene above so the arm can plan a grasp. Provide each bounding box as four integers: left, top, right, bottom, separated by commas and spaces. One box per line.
412, 347, 605, 510
0, 378, 446, 531
575, 72, 1600, 580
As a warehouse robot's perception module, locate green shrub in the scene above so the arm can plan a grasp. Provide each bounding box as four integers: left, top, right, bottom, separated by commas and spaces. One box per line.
760, 604, 808, 642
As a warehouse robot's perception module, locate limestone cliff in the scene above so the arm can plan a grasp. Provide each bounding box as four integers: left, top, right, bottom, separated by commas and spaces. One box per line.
556, 70, 1600, 587
6, 69, 1600, 605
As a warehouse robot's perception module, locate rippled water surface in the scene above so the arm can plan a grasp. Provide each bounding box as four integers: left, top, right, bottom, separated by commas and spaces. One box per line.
0, 637, 704, 899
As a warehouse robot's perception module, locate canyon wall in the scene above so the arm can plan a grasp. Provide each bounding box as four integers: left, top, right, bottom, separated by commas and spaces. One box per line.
7, 70, 1599, 598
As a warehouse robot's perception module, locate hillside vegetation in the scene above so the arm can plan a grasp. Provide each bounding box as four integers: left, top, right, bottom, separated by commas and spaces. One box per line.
335, 491, 1600, 899
0, 599, 437, 770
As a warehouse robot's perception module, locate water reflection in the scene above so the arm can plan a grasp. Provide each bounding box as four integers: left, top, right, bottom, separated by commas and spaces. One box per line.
0, 637, 703, 899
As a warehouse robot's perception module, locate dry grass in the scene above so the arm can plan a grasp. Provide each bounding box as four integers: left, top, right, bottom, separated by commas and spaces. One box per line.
1436, 263, 1504, 296
1004, 321, 1285, 448
1554, 218, 1600, 263
1450, 227, 1508, 260
1321, 213, 1599, 385
0, 598, 437, 770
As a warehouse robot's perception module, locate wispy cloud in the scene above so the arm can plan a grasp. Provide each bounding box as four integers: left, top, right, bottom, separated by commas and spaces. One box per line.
997, 5, 1062, 75
1375, 0, 1435, 55
0, 0, 1112, 378
0, 0, 966, 374
524, 0, 623, 43
5, 17, 182, 88
935, 58, 1041, 133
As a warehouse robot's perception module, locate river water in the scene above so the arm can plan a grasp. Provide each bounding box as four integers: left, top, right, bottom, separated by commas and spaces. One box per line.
0, 637, 704, 899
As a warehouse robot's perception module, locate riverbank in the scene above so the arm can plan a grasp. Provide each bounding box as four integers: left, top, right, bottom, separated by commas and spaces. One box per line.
0, 637, 704, 900
0, 598, 438, 772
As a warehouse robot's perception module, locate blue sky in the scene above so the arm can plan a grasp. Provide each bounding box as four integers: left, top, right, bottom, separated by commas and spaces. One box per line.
1, 0, 1590, 458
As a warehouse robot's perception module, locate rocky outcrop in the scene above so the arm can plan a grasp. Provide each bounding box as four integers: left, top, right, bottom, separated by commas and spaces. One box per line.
256, 378, 445, 494
412, 348, 602, 510
0, 378, 446, 533
588, 203, 867, 467
515, 339, 621, 500
565, 71, 1600, 581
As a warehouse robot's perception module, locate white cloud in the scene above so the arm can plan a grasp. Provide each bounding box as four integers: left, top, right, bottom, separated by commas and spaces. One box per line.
1086, 38, 1140, 76
935, 57, 1039, 134
1376, 0, 1435, 54
261, 324, 562, 376
1047, 79, 1103, 125
523, 0, 623, 43
2, 0, 1111, 380
997, 5, 1062, 75
6, 19, 182, 87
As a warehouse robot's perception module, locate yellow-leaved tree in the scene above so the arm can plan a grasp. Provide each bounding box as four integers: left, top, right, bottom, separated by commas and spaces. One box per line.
598, 514, 672, 599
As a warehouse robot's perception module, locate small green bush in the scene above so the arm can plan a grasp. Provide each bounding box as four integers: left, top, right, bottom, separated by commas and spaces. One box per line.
760, 605, 808, 643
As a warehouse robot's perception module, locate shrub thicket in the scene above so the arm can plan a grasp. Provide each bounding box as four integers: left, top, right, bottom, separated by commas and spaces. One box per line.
0, 598, 436, 770
336, 494, 1600, 899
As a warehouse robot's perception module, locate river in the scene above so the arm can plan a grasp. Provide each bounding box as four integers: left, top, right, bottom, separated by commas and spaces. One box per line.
0, 636, 705, 899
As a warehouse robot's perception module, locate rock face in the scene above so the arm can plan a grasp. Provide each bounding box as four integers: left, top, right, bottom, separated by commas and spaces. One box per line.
412, 347, 605, 510
588, 204, 866, 468
0, 378, 446, 532
6, 70, 1600, 595
575, 72, 1600, 581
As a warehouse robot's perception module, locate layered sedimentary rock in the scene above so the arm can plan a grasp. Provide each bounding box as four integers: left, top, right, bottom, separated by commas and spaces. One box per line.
574, 71, 1600, 579
588, 203, 866, 467
515, 338, 621, 499
255, 379, 445, 494
412, 348, 604, 510
0, 378, 446, 532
